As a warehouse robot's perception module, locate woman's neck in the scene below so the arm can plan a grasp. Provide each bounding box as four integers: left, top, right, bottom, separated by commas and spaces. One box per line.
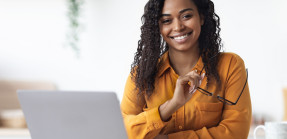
168, 46, 200, 76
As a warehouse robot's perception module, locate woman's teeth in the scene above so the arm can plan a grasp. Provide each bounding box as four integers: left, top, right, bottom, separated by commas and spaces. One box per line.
172, 32, 191, 40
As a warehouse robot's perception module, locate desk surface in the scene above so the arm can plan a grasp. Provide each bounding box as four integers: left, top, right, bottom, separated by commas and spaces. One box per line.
0, 137, 30, 139
0, 127, 264, 139
0, 128, 30, 135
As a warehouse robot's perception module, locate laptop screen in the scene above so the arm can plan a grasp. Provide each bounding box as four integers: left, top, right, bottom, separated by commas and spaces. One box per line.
17, 90, 127, 139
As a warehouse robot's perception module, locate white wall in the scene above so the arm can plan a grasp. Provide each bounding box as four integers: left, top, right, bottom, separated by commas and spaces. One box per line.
0, 0, 287, 121
214, 0, 287, 121
0, 0, 147, 102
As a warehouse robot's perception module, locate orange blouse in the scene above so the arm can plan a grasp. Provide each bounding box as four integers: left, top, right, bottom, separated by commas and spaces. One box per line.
121, 52, 252, 139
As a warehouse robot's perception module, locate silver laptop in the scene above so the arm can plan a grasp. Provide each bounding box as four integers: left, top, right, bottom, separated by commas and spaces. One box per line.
17, 90, 127, 139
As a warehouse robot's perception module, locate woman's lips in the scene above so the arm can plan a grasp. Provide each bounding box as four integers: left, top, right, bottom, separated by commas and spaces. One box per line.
170, 32, 192, 44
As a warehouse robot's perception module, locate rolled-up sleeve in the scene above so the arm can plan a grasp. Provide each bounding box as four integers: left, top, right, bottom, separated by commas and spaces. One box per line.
120, 74, 168, 139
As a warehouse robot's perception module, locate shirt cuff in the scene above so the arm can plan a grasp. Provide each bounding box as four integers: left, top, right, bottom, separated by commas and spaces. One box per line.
146, 106, 168, 132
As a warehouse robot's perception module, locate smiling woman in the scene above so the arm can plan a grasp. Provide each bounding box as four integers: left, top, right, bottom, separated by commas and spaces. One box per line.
159, 1, 203, 52
120, 0, 252, 139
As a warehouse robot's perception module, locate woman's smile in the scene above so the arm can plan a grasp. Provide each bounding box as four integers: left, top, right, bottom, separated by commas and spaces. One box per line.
159, 0, 203, 52
169, 31, 193, 44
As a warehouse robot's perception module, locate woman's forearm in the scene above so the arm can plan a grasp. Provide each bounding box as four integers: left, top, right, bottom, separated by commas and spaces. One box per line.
159, 99, 181, 121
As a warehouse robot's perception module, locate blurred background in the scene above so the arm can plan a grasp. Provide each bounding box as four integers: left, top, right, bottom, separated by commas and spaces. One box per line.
0, 0, 286, 138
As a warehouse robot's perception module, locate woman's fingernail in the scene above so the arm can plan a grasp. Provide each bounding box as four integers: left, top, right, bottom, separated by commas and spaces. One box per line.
189, 85, 195, 93
189, 90, 193, 94
201, 73, 205, 79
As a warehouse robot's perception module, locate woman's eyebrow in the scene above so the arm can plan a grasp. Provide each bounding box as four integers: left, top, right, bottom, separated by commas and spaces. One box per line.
179, 8, 193, 14
160, 8, 193, 17
161, 14, 171, 17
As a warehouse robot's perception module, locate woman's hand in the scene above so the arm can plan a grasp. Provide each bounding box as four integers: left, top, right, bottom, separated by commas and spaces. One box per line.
159, 70, 204, 121
171, 70, 203, 107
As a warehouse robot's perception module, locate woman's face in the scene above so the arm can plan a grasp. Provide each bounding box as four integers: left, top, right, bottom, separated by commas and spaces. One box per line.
159, 0, 204, 52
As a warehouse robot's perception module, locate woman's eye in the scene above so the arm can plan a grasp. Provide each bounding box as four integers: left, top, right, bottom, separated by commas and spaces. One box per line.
161, 19, 171, 24
183, 14, 192, 19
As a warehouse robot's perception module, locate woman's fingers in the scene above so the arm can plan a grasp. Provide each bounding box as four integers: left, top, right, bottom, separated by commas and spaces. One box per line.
189, 84, 195, 94
199, 73, 205, 86
185, 70, 205, 93
188, 70, 201, 82
201, 73, 205, 80
176, 70, 204, 93
173, 70, 205, 107
177, 74, 192, 85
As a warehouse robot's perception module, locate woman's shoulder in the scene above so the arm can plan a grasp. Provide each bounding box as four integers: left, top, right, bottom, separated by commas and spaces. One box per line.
219, 52, 244, 63
218, 52, 246, 69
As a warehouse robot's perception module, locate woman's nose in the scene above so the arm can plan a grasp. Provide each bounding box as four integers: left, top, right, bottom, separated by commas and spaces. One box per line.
173, 19, 184, 32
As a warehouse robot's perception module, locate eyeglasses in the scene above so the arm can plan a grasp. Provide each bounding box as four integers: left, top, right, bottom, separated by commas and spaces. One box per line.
197, 68, 248, 105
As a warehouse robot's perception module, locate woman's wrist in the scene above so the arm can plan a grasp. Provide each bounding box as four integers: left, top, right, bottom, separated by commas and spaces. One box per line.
170, 97, 184, 109
159, 100, 170, 121
159, 99, 180, 121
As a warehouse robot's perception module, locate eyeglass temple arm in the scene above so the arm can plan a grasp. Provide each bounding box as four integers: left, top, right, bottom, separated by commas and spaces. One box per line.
233, 68, 248, 104
217, 95, 236, 105
197, 87, 212, 96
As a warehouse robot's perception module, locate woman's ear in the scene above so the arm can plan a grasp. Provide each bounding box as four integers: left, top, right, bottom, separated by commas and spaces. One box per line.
200, 14, 205, 26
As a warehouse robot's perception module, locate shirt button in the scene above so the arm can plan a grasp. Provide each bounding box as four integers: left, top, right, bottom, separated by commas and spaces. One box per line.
179, 126, 183, 129
154, 123, 159, 128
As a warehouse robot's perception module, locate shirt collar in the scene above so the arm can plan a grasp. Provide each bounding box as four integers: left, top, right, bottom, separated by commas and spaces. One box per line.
157, 51, 205, 77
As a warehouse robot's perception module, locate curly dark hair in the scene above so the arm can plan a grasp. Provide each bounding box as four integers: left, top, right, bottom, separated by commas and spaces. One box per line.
131, 0, 222, 97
